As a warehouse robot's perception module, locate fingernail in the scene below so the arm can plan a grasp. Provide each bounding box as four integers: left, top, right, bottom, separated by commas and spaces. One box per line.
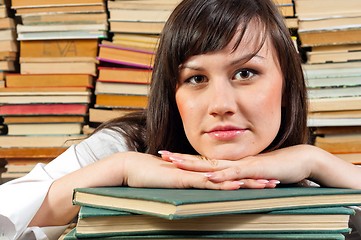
256, 179, 270, 184
158, 150, 172, 155
169, 156, 184, 163
204, 172, 213, 178
237, 181, 245, 186
270, 180, 281, 185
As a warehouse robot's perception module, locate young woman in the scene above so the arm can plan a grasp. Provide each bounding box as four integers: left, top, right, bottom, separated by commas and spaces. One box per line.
1, 0, 361, 239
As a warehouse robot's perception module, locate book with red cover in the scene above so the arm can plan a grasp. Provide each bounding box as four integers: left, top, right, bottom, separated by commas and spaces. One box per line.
0, 104, 88, 115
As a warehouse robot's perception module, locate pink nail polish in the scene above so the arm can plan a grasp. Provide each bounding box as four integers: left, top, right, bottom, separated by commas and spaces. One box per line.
204, 172, 213, 178
270, 180, 281, 184
158, 150, 172, 155
238, 181, 245, 185
169, 156, 184, 163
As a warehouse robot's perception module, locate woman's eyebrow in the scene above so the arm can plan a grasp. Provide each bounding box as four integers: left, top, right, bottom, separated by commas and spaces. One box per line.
179, 53, 266, 71
230, 53, 266, 66
178, 63, 203, 71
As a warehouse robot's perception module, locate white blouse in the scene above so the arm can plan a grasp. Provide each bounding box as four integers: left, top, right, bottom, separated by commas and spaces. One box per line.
1, 128, 361, 240
0, 129, 129, 240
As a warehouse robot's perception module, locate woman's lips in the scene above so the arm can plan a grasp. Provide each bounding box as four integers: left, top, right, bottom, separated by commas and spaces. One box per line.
206, 127, 247, 141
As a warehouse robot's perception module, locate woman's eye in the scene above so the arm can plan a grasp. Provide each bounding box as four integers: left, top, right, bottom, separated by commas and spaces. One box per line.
186, 75, 206, 84
234, 69, 255, 81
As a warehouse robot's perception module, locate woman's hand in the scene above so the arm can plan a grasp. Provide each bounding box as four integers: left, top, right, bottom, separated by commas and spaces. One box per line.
159, 144, 361, 189
119, 151, 243, 190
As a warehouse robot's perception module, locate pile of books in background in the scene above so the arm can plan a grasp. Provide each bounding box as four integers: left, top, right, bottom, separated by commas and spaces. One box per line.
88, 0, 180, 129
0, 0, 17, 83
295, 0, 361, 164
0, 0, 17, 137
0, 0, 108, 182
63, 186, 361, 239
273, 0, 298, 29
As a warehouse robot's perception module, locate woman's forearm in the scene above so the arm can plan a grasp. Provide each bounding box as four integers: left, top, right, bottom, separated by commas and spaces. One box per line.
29, 152, 126, 227
310, 147, 361, 189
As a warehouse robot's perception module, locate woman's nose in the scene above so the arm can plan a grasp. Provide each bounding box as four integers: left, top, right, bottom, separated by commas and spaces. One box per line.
207, 80, 238, 117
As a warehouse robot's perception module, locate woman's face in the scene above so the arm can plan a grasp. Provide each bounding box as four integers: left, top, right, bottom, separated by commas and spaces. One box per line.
176, 28, 283, 160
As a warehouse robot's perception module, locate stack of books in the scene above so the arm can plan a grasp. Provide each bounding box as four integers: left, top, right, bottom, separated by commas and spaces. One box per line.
88, 40, 153, 130
0, 72, 91, 180
272, 0, 298, 29
89, 66, 152, 125
108, 0, 178, 45
0, 0, 17, 87
12, 0, 107, 41
0, 146, 66, 182
0, 73, 91, 180
10, 0, 108, 75
295, 0, 361, 48
89, 0, 176, 127
294, 0, 361, 164
88, 0, 180, 128
0, 0, 108, 180
64, 186, 361, 239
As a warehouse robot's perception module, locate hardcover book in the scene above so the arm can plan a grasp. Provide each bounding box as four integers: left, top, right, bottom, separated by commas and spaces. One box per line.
75, 206, 353, 238
64, 228, 347, 240
73, 186, 361, 220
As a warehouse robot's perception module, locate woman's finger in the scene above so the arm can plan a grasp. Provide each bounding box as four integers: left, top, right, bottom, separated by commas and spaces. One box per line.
158, 150, 233, 172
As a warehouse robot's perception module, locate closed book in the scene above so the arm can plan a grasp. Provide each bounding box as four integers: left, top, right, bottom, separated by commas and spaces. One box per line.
20, 62, 97, 76
95, 94, 148, 109
112, 33, 159, 52
64, 228, 347, 240
98, 67, 151, 84
107, 0, 180, 11
14, 5, 106, 16
0, 94, 91, 104
0, 135, 84, 148
109, 9, 171, 22
11, 0, 104, 8
17, 23, 108, 33
109, 21, 165, 35
0, 18, 15, 29
0, 104, 88, 116
294, 0, 361, 19
21, 12, 107, 25
97, 41, 154, 69
298, 28, 361, 47
3, 115, 85, 124
20, 39, 98, 58
307, 86, 361, 99
95, 81, 149, 95
17, 30, 107, 41
314, 134, 361, 154
7, 122, 83, 135
73, 187, 361, 220
5, 74, 94, 88
89, 108, 135, 123
75, 206, 353, 238
309, 96, 361, 112
0, 146, 66, 158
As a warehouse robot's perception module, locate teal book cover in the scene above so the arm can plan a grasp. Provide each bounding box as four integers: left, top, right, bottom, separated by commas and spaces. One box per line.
73, 186, 361, 219
75, 206, 352, 238
64, 228, 347, 240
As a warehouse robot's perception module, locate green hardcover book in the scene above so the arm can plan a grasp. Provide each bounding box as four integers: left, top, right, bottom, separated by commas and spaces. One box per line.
75, 206, 353, 238
72, 186, 361, 219
64, 228, 347, 240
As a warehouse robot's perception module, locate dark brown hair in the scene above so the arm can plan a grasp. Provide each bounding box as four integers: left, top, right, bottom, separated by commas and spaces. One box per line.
98, 0, 308, 155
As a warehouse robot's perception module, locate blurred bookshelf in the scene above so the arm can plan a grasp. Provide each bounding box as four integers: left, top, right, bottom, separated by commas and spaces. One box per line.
1, 0, 361, 184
